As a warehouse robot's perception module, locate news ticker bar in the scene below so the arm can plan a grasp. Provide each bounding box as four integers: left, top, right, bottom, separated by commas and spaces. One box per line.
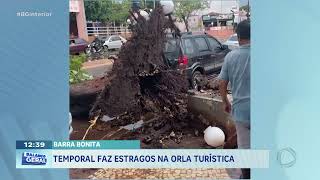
16, 140, 140, 149
16, 140, 269, 169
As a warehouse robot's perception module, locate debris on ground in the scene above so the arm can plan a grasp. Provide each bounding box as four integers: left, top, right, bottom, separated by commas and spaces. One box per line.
195, 74, 220, 91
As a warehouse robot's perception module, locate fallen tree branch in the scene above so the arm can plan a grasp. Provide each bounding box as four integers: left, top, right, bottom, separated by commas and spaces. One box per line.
82, 111, 100, 140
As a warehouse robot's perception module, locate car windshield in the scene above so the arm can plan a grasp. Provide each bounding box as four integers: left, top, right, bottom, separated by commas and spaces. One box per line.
111, 36, 121, 41
164, 39, 178, 53
229, 35, 238, 41
75, 38, 86, 44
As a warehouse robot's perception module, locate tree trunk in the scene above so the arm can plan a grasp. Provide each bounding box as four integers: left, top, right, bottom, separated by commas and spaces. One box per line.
183, 18, 189, 32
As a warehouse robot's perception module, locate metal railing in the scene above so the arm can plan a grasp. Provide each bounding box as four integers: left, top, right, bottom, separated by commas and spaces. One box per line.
87, 26, 131, 36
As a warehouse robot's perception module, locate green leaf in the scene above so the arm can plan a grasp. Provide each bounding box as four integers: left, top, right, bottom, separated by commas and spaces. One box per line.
69, 54, 92, 84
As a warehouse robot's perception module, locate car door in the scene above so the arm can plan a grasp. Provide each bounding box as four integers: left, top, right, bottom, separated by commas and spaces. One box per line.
193, 36, 212, 73
75, 38, 87, 52
106, 36, 116, 49
207, 36, 228, 71
182, 37, 198, 66
107, 36, 115, 49
109, 36, 122, 49
163, 37, 180, 68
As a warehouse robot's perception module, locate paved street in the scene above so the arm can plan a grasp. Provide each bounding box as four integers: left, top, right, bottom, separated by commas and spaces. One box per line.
82, 59, 114, 77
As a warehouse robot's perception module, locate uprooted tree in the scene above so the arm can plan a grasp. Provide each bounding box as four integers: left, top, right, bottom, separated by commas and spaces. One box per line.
89, 6, 191, 145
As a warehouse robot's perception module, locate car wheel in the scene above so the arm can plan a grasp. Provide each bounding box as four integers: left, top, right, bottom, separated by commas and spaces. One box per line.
191, 71, 202, 90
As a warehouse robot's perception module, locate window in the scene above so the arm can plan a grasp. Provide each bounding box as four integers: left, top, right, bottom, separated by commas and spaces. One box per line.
111, 36, 121, 41
194, 37, 209, 51
229, 35, 238, 41
183, 38, 195, 56
75, 38, 86, 44
164, 39, 177, 53
207, 37, 221, 50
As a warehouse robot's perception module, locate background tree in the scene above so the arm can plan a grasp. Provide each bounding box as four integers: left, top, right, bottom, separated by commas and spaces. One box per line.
84, 0, 111, 22
109, 0, 131, 25
84, 0, 131, 25
173, 0, 209, 32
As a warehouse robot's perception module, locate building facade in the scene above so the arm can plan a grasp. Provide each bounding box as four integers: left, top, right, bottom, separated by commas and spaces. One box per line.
69, 0, 88, 41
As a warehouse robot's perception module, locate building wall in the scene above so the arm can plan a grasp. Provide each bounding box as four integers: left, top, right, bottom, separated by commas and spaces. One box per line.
69, 0, 88, 41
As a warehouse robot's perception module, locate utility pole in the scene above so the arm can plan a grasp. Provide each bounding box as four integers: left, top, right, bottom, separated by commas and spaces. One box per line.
247, 0, 250, 19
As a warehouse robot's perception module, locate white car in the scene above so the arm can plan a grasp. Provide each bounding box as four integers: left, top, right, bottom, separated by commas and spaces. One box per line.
223, 34, 239, 50
103, 35, 127, 50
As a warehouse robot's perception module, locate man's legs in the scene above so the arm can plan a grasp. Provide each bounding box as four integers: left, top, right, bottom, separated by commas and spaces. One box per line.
235, 121, 250, 148
226, 121, 250, 178
235, 121, 250, 179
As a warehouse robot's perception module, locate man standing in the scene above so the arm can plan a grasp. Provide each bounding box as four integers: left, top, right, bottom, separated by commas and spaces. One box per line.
218, 20, 250, 179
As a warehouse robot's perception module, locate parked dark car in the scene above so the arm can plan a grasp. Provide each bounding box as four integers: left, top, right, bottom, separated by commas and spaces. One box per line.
69, 38, 89, 55
163, 32, 230, 89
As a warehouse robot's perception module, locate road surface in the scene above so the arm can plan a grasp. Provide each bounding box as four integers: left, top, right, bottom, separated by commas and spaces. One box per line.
82, 59, 114, 77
